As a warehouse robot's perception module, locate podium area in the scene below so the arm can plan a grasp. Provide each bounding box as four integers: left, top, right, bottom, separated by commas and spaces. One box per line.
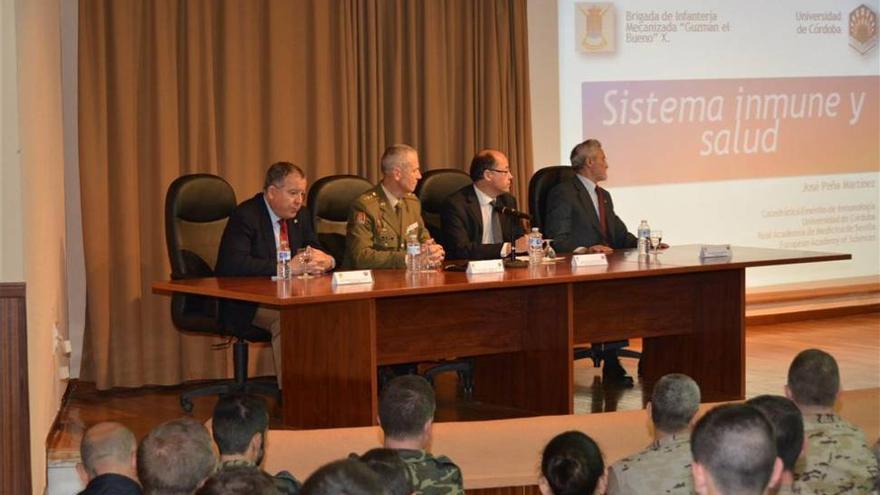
154, 245, 849, 428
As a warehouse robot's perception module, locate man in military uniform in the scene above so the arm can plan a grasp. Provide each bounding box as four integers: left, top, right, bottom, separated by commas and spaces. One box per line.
344, 144, 444, 269
379, 375, 464, 495
746, 395, 806, 495
786, 349, 879, 494
212, 394, 301, 494
607, 373, 700, 494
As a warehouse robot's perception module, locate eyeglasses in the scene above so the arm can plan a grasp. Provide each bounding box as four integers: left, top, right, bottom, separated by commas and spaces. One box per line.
488, 168, 512, 176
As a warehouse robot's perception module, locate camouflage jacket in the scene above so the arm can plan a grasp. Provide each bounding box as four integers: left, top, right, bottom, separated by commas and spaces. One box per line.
397, 448, 464, 495
792, 413, 879, 495
607, 432, 694, 495
217, 459, 301, 494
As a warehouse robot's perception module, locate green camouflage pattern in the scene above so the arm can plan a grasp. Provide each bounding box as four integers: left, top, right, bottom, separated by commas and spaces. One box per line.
792, 413, 879, 495
343, 184, 430, 269
606, 432, 693, 495
217, 459, 301, 494
396, 448, 464, 495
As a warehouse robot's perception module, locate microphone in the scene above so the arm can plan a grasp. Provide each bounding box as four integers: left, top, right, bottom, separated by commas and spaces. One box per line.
493, 204, 531, 220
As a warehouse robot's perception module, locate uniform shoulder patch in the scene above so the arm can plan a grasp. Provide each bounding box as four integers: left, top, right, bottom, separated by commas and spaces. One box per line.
355, 211, 368, 224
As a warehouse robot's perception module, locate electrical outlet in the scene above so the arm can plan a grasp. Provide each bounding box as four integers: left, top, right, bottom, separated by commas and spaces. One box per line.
58, 365, 70, 380
62, 340, 72, 355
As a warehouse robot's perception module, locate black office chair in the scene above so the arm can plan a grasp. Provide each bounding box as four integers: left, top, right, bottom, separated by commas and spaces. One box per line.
414, 168, 473, 244
307, 175, 374, 267
527, 166, 641, 370
165, 174, 279, 412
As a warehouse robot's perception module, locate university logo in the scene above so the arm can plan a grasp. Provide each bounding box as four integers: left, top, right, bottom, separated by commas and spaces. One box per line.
849, 4, 878, 54
576, 3, 615, 53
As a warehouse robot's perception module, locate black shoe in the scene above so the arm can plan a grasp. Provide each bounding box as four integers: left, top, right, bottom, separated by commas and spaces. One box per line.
602, 355, 634, 387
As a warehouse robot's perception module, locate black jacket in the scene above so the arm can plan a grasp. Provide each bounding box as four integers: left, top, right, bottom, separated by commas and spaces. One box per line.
440, 185, 525, 260
544, 178, 637, 253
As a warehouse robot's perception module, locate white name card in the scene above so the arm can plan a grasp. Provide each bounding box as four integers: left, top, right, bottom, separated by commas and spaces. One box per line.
699, 244, 732, 259
571, 253, 608, 268
466, 259, 505, 275
331, 270, 374, 286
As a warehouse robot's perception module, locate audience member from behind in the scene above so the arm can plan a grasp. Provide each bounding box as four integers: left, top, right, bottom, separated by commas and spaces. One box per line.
196, 465, 281, 495
138, 418, 217, 495
746, 395, 805, 495
357, 448, 413, 495
785, 348, 879, 493
300, 459, 387, 495
77, 422, 142, 495
539, 431, 606, 495
212, 393, 300, 494
607, 373, 700, 494
379, 375, 464, 495
691, 404, 782, 495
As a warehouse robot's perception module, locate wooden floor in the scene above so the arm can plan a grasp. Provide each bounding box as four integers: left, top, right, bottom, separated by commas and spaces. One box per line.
48, 312, 880, 462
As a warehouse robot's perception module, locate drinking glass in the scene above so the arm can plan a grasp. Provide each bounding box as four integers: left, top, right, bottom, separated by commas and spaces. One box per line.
650, 230, 663, 253
296, 247, 313, 279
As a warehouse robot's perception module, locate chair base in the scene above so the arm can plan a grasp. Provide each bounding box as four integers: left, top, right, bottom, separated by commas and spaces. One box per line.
574, 347, 643, 375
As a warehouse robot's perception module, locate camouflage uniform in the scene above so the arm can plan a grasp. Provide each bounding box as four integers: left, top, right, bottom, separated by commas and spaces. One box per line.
343, 184, 430, 269
792, 413, 879, 495
217, 459, 301, 494
396, 448, 465, 495
606, 432, 693, 495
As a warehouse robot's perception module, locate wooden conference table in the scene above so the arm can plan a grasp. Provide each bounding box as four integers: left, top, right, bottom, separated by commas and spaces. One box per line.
153, 245, 849, 429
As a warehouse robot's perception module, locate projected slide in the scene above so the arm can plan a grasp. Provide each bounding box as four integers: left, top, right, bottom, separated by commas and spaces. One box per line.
558, 0, 879, 285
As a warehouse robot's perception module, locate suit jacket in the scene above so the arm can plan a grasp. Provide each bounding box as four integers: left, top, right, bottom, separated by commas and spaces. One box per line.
343, 184, 429, 269
78, 473, 142, 495
544, 178, 637, 253
215, 193, 321, 330
440, 185, 525, 260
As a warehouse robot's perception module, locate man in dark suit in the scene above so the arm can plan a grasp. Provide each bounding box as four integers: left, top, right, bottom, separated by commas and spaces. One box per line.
77, 422, 141, 495
545, 139, 639, 385
440, 149, 528, 260
215, 162, 334, 384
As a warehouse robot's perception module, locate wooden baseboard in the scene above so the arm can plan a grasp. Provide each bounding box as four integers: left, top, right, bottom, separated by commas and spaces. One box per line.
746, 276, 880, 325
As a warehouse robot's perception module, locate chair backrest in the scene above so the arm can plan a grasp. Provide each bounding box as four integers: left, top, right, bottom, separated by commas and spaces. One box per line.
307, 174, 374, 266
528, 165, 575, 230
164, 173, 237, 333
415, 169, 473, 241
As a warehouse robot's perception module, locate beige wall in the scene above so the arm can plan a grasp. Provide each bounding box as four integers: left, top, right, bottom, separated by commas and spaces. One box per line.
527, 0, 561, 169
14, 0, 70, 491
1, 0, 24, 282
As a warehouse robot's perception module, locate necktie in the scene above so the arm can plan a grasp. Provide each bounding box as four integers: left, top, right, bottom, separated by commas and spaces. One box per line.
595, 187, 609, 242
279, 219, 289, 249
489, 200, 503, 244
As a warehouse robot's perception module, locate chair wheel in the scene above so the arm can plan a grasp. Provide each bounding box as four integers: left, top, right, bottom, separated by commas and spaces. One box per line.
180, 396, 194, 413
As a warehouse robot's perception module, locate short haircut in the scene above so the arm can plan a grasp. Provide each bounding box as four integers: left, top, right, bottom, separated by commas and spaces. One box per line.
80, 422, 136, 477
301, 459, 387, 495
691, 404, 777, 495
787, 348, 840, 407
196, 465, 280, 495
356, 448, 412, 495
380, 144, 417, 174
212, 394, 269, 456
747, 395, 805, 472
540, 431, 605, 495
263, 162, 305, 191
469, 149, 501, 182
378, 375, 436, 440
138, 418, 218, 495
569, 139, 602, 172
651, 373, 701, 433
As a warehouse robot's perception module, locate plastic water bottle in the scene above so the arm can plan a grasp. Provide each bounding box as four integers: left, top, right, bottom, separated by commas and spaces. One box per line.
528, 227, 544, 265
277, 241, 292, 280
637, 220, 650, 255
406, 232, 422, 272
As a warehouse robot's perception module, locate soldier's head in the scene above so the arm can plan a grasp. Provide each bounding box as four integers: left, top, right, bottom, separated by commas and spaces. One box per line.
785, 348, 840, 409
355, 448, 412, 495
263, 161, 307, 220
539, 431, 606, 495
691, 404, 782, 495
300, 459, 387, 495
77, 422, 138, 485
570, 139, 607, 183
212, 394, 269, 465
470, 149, 513, 197
649, 373, 701, 435
378, 375, 435, 447
746, 395, 805, 477
196, 465, 280, 495
138, 417, 218, 495
380, 144, 421, 196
